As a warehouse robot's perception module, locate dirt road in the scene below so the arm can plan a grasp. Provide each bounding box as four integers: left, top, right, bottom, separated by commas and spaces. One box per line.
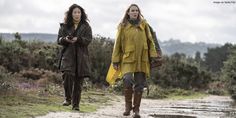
37, 95, 236, 118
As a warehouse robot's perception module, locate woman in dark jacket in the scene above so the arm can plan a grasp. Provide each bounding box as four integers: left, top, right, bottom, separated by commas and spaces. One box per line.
57, 4, 92, 111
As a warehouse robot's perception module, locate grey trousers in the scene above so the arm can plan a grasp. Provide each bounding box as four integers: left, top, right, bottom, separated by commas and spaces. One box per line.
62, 71, 84, 107
123, 72, 146, 92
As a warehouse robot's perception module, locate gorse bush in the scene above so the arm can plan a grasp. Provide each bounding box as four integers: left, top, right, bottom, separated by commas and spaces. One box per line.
0, 66, 16, 94
0, 36, 114, 82
0, 39, 60, 72
88, 36, 114, 84
1, 36, 234, 99
151, 55, 212, 90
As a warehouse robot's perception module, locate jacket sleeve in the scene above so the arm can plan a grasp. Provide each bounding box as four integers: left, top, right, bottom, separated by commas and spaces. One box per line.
145, 24, 158, 58
112, 25, 123, 63
77, 25, 92, 46
57, 24, 70, 46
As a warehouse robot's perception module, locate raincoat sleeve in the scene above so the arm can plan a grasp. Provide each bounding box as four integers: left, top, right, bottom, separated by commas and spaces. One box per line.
112, 25, 123, 63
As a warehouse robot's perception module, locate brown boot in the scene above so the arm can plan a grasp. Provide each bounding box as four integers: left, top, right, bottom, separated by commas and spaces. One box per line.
123, 87, 133, 116
132, 91, 142, 118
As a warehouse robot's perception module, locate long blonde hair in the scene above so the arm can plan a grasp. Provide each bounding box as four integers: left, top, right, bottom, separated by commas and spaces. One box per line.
120, 4, 144, 26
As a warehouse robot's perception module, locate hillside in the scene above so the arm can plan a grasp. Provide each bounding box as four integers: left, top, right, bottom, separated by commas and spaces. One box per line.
0, 33, 220, 57
160, 39, 220, 57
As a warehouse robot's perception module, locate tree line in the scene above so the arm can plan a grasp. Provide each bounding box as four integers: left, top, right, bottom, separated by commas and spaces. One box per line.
0, 33, 235, 100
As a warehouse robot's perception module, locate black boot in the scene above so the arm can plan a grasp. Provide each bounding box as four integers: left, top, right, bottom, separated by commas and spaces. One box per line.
72, 77, 83, 111
62, 100, 71, 106
72, 106, 80, 111
62, 73, 73, 106
72, 91, 81, 111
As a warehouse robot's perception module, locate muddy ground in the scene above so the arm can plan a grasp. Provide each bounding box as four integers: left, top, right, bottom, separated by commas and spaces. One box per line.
37, 95, 236, 118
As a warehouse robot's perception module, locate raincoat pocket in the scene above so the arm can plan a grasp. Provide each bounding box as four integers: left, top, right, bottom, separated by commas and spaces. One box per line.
123, 46, 135, 63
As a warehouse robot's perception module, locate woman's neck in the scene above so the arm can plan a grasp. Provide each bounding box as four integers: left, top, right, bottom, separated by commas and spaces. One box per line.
73, 20, 80, 29
74, 20, 80, 23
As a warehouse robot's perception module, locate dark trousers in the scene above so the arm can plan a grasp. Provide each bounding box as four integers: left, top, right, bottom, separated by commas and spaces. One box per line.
123, 72, 146, 92
62, 72, 84, 107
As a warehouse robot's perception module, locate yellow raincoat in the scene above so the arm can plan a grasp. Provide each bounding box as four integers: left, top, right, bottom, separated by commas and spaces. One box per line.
108, 20, 157, 83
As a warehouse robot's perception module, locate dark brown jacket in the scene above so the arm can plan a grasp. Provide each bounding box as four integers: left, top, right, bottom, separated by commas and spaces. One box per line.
57, 22, 92, 77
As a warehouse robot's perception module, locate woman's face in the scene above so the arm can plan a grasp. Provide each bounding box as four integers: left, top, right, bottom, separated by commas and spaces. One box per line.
128, 6, 139, 20
72, 7, 81, 22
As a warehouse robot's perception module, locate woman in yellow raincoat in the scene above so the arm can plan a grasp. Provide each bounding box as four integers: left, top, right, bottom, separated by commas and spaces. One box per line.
111, 4, 158, 118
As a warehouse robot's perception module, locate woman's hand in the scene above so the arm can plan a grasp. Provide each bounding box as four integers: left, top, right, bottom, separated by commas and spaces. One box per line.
150, 57, 162, 68
65, 36, 77, 43
71, 37, 78, 43
113, 63, 119, 70
65, 36, 73, 43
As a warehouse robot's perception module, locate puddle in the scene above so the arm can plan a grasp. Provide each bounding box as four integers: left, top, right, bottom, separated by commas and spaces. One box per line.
149, 114, 196, 118
142, 96, 236, 118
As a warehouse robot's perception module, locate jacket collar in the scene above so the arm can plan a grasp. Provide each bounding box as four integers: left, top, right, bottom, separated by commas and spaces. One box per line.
126, 20, 146, 31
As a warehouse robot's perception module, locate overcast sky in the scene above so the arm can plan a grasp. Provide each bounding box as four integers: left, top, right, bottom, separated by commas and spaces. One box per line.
0, 0, 236, 44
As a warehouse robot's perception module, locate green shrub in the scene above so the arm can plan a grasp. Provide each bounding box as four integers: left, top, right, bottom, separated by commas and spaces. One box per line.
0, 66, 16, 95
151, 55, 212, 90
221, 46, 236, 100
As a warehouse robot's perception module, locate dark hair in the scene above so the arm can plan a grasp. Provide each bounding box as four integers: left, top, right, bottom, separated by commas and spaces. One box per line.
63, 11, 68, 23
120, 4, 143, 26
65, 4, 89, 28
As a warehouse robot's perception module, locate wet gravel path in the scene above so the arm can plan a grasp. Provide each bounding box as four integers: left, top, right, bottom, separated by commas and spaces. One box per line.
37, 95, 236, 118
